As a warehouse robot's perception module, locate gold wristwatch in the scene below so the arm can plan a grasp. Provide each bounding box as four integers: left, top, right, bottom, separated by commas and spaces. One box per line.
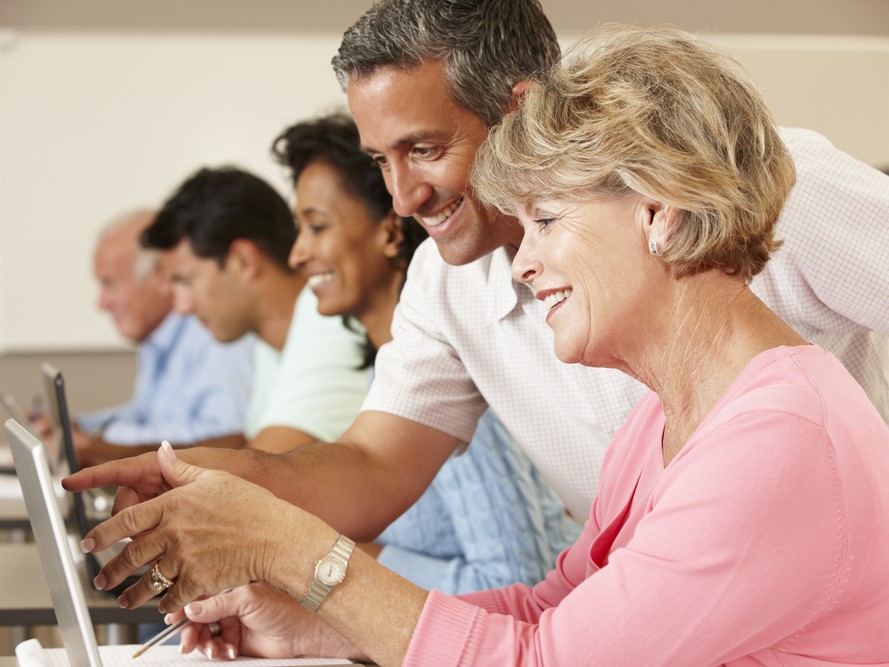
299, 535, 356, 612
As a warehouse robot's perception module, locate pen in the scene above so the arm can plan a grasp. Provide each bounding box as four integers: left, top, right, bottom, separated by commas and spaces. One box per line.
132, 614, 224, 658
132, 618, 187, 658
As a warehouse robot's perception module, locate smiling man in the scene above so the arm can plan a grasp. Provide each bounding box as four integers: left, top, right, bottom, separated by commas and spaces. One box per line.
67, 0, 889, 544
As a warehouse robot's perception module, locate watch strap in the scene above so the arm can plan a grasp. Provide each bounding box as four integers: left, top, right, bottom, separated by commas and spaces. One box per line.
299, 535, 356, 612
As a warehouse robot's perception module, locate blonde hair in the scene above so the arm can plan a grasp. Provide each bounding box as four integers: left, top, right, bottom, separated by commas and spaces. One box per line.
472, 24, 797, 280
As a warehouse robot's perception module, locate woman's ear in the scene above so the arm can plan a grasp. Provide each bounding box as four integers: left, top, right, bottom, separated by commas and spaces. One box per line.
378, 211, 405, 261
643, 201, 679, 256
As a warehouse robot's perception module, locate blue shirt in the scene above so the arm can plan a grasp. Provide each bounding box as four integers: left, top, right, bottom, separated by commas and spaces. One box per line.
376, 408, 581, 594
77, 313, 254, 445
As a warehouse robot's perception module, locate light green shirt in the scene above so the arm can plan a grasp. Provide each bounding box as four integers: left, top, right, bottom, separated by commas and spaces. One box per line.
245, 288, 369, 441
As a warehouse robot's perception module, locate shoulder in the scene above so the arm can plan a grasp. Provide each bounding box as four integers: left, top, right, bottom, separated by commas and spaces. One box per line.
777, 127, 889, 238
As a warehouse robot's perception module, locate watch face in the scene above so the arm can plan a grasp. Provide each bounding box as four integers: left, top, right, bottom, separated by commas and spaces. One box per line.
318, 557, 346, 586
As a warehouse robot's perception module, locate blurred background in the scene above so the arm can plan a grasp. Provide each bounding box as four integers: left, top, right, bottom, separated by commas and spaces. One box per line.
1, 0, 888, 411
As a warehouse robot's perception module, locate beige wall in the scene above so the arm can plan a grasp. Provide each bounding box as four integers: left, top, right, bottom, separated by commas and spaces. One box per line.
0, 1, 887, 362
2, 0, 888, 35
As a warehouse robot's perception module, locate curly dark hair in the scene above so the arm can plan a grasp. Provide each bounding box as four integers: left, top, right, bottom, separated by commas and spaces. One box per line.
272, 112, 428, 367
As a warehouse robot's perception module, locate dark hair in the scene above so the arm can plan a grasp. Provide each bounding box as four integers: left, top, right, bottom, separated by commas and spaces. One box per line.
143, 166, 296, 271
332, 0, 560, 127
272, 112, 428, 367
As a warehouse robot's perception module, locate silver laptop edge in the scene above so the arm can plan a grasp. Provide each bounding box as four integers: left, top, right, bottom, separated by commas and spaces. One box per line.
6, 418, 103, 667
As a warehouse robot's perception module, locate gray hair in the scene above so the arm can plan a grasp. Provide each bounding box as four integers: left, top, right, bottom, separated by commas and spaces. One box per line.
331, 0, 560, 127
98, 208, 160, 282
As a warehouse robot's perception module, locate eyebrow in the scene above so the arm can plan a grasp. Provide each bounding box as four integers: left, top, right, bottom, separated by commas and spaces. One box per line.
361, 130, 451, 154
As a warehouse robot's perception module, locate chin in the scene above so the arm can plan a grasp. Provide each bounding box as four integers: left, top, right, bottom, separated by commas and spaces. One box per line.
436, 237, 496, 267
317, 302, 342, 318
552, 345, 582, 365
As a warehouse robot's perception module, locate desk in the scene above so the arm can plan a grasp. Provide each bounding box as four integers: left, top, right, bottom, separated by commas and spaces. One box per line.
0, 476, 30, 533
0, 543, 162, 627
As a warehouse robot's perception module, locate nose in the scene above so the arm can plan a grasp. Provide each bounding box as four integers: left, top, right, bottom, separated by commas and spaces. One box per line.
288, 230, 309, 270
511, 234, 542, 285
388, 163, 431, 218
172, 285, 193, 315
97, 288, 112, 312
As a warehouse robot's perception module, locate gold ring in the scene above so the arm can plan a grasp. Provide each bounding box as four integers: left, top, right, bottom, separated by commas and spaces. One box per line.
148, 562, 174, 593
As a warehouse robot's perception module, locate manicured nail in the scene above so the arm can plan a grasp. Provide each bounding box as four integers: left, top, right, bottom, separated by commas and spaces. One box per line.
157, 602, 167, 614
163, 613, 174, 625
92, 573, 106, 590
185, 601, 202, 615
118, 594, 129, 609
80, 537, 95, 553
226, 647, 236, 660
161, 440, 175, 458
204, 647, 213, 659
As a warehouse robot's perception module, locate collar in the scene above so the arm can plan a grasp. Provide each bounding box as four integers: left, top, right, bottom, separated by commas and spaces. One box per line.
485, 244, 529, 324
143, 312, 188, 356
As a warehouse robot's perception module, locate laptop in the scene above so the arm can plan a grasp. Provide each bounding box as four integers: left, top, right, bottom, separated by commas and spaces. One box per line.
0, 388, 48, 473
40, 363, 140, 594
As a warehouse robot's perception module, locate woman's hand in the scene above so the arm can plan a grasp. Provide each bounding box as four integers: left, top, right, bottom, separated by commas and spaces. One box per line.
172, 583, 363, 661
81, 443, 303, 613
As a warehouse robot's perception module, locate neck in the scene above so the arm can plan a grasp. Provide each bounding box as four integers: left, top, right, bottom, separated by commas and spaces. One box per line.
256, 272, 307, 352
356, 271, 405, 350
624, 272, 807, 464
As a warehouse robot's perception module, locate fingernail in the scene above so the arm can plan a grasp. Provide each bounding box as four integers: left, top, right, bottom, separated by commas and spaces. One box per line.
157, 602, 167, 614
163, 613, 173, 625
118, 594, 129, 609
161, 440, 175, 458
93, 573, 106, 590
204, 647, 213, 659
226, 647, 236, 660
185, 601, 202, 615
80, 537, 95, 553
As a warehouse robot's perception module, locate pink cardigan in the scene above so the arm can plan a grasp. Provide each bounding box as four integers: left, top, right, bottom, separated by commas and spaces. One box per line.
403, 346, 889, 666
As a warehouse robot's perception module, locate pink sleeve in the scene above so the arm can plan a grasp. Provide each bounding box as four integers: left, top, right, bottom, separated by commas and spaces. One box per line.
403, 410, 847, 666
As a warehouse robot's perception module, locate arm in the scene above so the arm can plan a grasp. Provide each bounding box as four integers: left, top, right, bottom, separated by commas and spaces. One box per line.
98, 321, 254, 446
247, 425, 317, 454
404, 411, 853, 666
73, 428, 247, 467
64, 409, 460, 541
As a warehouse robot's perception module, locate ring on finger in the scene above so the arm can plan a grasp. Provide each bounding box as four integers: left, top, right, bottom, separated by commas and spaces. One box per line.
209, 622, 222, 638
148, 562, 175, 593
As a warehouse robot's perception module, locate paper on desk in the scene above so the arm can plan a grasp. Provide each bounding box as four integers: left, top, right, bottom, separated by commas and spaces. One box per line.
16, 639, 356, 666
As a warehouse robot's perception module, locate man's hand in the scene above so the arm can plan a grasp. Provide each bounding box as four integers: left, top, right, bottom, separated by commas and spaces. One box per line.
62, 450, 171, 514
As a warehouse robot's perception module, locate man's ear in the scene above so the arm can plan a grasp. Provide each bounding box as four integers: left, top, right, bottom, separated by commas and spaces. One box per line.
227, 238, 263, 280
508, 80, 534, 113
150, 259, 173, 297
378, 211, 405, 261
